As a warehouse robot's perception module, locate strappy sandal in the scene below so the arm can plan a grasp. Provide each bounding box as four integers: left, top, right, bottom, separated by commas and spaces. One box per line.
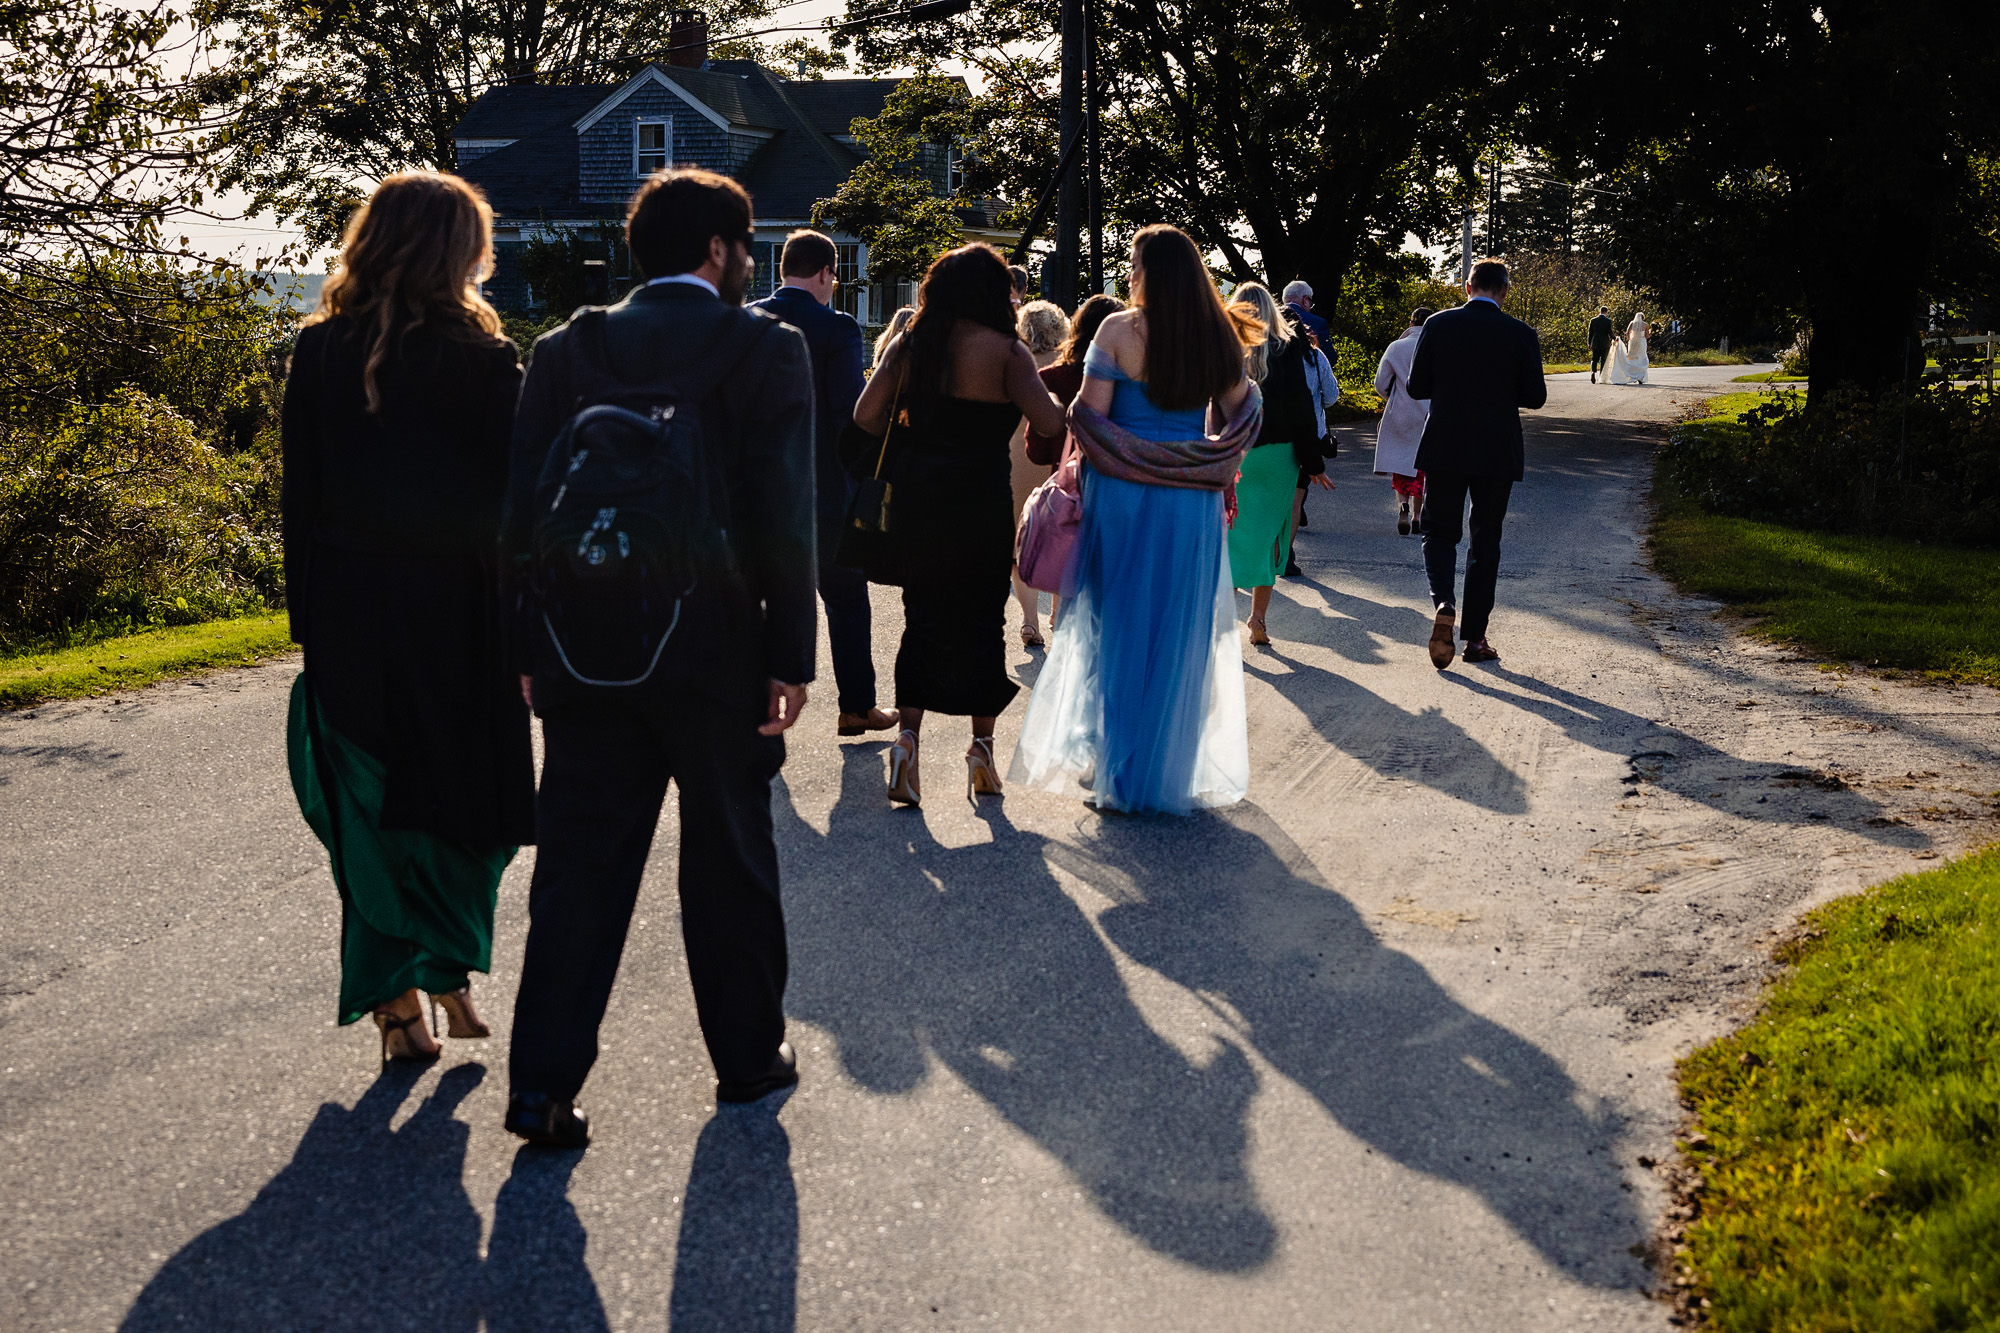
1021, 625, 1046, 648
373, 1008, 441, 1064
1246, 617, 1271, 647
966, 736, 1003, 802
429, 986, 491, 1040
887, 729, 921, 807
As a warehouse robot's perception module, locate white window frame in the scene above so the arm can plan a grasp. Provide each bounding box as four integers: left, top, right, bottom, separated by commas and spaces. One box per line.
634, 117, 671, 177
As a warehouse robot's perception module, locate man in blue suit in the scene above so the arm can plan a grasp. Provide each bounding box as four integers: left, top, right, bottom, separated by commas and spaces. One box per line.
1407, 258, 1547, 670
752, 231, 898, 736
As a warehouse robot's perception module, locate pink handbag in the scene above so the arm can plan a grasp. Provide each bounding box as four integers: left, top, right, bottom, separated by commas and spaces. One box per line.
1015, 429, 1083, 594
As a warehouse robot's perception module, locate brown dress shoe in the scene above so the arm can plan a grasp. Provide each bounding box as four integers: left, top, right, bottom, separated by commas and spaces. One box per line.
1462, 639, 1500, 663
837, 707, 901, 736
1427, 608, 1457, 670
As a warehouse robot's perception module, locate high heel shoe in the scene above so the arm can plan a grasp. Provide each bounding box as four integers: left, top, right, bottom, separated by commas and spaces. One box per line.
966, 736, 1003, 802
429, 985, 491, 1040
1246, 617, 1271, 647
373, 1006, 441, 1063
887, 729, 921, 807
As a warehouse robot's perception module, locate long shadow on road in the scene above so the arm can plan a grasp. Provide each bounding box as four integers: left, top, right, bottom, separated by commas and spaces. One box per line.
781, 752, 1647, 1285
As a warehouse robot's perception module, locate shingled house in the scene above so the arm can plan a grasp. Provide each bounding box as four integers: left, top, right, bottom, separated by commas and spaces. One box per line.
452, 20, 1010, 329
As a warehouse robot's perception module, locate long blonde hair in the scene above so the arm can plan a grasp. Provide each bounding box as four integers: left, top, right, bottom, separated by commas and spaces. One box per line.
1230, 282, 1290, 384
874, 305, 915, 366
309, 171, 503, 412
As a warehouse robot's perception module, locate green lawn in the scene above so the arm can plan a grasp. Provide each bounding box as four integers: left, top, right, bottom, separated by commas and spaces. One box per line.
1732, 371, 1809, 383
1545, 361, 1591, 375
0, 613, 296, 709
1651, 389, 2000, 684
1676, 844, 2000, 1330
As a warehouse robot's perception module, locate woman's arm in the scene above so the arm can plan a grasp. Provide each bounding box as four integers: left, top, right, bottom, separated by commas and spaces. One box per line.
1075, 310, 1140, 414
852, 336, 904, 433
1006, 341, 1067, 437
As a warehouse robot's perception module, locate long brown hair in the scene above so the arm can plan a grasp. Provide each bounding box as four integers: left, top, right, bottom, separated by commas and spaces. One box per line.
1130, 224, 1260, 411
1057, 292, 1125, 367
309, 171, 503, 412
902, 243, 1018, 399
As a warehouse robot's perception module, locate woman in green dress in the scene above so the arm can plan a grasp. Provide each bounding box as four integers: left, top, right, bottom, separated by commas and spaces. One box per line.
281, 172, 536, 1061
1226, 283, 1334, 645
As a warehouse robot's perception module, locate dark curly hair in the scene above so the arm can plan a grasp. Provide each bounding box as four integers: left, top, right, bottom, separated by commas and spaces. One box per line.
901, 243, 1020, 399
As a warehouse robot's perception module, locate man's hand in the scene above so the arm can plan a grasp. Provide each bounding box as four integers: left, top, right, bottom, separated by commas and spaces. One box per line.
519, 674, 534, 708
1309, 473, 1337, 491
760, 679, 808, 735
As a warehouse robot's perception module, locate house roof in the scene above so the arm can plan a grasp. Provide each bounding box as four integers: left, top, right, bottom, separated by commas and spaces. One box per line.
451, 64, 943, 225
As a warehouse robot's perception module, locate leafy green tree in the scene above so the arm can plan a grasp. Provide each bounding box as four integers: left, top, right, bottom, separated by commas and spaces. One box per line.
1577, 0, 2000, 399
837, 0, 1585, 306
812, 74, 973, 285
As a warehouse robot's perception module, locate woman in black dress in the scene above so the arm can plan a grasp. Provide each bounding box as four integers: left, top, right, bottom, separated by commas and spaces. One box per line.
852, 244, 1066, 806
282, 171, 536, 1061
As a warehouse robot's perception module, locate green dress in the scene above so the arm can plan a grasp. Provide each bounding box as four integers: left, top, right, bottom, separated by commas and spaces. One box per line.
1227, 440, 1299, 589
288, 675, 515, 1025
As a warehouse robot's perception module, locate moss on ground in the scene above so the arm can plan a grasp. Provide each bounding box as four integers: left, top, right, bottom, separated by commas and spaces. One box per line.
0, 613, 295, 709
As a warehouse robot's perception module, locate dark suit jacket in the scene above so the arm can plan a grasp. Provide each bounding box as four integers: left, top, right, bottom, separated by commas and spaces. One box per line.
1407, 298, 1547, 481
502, 282, 819, 689
1285, 302, 1332, 350
1588, 314, 1616, 352
750, 285, 865, 564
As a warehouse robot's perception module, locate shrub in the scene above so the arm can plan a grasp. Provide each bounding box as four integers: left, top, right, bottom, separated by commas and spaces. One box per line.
0, 390, 281, 650
1662, 384, 2000, 545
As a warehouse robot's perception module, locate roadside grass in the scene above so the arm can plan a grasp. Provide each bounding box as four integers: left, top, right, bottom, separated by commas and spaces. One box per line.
1650, 390, 2000, 685
1732, 371, 1809, 383
0, 613, 294, 709
1675, 844, 2000, 1331
1545, 361, 1590, 375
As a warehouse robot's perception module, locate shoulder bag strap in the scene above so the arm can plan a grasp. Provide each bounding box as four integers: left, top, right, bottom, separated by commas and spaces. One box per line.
868, 373, 905, 480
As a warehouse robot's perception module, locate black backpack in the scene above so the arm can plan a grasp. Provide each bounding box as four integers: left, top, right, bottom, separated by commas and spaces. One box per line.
529, 306, 770, 689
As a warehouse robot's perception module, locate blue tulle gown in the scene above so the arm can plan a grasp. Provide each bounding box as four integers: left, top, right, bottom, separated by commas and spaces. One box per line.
1010, 345, 1249, 813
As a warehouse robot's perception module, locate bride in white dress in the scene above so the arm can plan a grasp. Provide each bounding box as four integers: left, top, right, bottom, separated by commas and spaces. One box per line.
1606, 312, 1651, 385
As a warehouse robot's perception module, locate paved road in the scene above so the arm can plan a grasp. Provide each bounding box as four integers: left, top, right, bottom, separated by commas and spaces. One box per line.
6, 366, 1999, 1331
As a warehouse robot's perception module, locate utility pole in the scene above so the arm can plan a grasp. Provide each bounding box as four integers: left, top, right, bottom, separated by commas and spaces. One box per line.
1486, 158, 1502, 257
1046, 0, 1085, 310
1084, 0, 1102, 297
1459, 210, 1474, 285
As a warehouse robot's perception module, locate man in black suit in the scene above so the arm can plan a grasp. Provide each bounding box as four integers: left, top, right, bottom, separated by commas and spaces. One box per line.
751, 230, 898, 738
501, 169, 817, 1146
1406, 258, 1547, 669
1588, 306, 1615, 383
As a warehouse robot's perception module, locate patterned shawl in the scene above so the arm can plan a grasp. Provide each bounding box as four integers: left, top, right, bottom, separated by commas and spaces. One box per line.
1067, 381, 1263, 492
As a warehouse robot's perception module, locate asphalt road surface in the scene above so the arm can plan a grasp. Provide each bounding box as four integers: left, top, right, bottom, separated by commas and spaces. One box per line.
7, 365, 2000, 1331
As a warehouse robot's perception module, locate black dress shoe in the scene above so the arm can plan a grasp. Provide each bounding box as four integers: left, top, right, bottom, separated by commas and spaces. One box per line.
505, 1092, 590, 1148
717, 1042, 798, 1104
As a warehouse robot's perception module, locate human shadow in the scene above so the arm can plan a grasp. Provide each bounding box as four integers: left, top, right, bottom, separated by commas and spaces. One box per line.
780, 748, 1275, 1271
667, 1101, 799, 1331
1445, 663, 1926, 844
485, 1145, 609, 1332
1065, 805, 1648, 1287
1245, 646, 1529, 814
122, 1063, 487, 1331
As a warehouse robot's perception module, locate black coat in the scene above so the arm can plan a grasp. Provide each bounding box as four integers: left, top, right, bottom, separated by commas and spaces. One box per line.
1254, 333, 1327, 476
503, 282, 819, 695
1588, 314, 1616, 352
1407, 299, 1547, 481
280, 317, 536, 846
749, 286, 865, 566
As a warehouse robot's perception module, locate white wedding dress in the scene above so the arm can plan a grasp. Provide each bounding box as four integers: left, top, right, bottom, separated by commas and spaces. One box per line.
1606, 316, 1650, 385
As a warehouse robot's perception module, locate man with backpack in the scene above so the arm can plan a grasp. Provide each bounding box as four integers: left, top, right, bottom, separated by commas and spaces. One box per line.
499, 168, 817, 1147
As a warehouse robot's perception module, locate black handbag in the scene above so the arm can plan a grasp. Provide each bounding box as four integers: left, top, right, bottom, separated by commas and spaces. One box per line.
834, 375, 905, 585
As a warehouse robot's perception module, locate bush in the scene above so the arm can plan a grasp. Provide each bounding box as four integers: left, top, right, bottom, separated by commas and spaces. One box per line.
1662, 384, 2000, 545
0, 390, 281, 650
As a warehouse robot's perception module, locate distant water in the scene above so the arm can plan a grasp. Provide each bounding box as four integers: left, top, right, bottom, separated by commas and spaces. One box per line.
252, 272, 325, 312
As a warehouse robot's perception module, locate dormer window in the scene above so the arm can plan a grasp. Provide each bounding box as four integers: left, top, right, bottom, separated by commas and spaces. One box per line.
635, 119, 670, 176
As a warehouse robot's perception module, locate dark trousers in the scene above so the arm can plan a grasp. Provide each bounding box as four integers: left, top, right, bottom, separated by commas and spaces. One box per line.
1421, 471, 1513, 643
510, 695, 788, 1099
819, 560, 876, 716
1590, 343, 1610, 376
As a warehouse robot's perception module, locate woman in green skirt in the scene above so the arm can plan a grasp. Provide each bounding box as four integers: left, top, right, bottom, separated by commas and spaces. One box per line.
1226, 283, 1335, 644
282, 172, 536, 1061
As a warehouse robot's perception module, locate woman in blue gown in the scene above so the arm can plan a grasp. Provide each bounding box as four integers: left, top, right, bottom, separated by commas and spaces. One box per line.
1011, 225, 1260, 814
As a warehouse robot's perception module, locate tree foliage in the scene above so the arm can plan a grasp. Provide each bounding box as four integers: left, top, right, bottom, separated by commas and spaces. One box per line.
196, 0, 786, 244
1576, 0, 2000, 399
836, 0, 1587, 307
812, 74, 975, 285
